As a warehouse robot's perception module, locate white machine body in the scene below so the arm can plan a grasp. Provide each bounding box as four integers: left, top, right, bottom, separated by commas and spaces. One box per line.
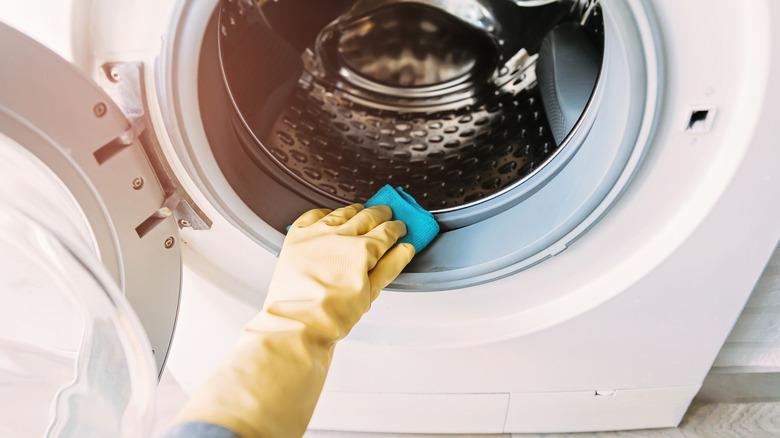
2, 0, 779, 433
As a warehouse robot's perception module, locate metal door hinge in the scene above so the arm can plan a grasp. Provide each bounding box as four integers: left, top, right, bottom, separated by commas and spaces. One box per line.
98, 62, 212, 231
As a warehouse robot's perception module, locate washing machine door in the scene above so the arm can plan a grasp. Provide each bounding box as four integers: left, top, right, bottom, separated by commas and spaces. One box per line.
0, 22, 182, 374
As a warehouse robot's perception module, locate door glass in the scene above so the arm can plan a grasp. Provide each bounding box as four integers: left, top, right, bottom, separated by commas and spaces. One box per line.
0, 137, 157, 437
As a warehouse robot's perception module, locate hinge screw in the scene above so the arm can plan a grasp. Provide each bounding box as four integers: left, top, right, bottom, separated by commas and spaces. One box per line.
164, 236, 175, 249
131, 177, 144, 190
93, 102, 107, 117
109, 67, 121, 82
179, 219, 191, 228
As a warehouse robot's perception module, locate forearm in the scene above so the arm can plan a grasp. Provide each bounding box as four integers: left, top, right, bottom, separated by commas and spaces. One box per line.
172, 313, 335, 438
166, 422, 241, 438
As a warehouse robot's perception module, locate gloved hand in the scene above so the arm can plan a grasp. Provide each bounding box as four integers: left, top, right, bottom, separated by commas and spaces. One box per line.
174, 204, 415, 438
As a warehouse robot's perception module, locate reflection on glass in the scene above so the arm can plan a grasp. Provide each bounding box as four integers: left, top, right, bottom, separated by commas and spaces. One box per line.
0, 138, 156, 437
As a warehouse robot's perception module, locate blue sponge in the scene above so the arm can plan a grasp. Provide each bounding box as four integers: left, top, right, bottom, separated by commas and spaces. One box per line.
365, 185, 440, 253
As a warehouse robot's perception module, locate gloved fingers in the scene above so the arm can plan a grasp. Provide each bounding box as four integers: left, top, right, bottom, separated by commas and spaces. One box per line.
364, 219, 407, 248
360, 220, 407, 269
320, 204, 363, 226
368, 243, 416, 301
338, 204, 393, 236
291, 208, 332, 228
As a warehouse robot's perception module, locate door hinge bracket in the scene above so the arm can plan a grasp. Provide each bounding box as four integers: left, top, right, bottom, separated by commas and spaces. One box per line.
98, 61, 212, 231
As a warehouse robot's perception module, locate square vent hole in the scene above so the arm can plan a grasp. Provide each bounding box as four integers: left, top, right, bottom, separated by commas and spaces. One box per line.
686, 107, 716, 133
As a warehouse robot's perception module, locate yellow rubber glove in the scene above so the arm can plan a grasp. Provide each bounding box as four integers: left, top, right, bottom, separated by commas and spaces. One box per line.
175, 204, 416, 438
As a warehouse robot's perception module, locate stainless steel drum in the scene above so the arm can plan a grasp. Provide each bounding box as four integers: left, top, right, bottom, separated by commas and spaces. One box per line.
216, 0, 603, 214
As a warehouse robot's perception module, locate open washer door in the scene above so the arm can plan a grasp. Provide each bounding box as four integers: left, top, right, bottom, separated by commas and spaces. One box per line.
0, 22, 185, 375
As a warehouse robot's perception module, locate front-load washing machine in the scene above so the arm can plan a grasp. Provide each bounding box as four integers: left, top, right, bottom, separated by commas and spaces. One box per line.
1, 0, 779, 433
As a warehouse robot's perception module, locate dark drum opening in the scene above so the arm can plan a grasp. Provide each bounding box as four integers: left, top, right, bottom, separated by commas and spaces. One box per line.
215, 0, 604, 216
